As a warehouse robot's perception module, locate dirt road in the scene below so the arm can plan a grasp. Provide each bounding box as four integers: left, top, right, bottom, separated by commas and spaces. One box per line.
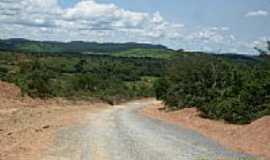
42, 99, 252, 160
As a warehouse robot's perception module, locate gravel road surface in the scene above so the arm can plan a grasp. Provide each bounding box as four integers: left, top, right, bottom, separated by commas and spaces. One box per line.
42, 99, 252, 160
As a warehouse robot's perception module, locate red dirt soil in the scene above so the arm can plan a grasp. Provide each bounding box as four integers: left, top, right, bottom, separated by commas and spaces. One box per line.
143, 101, 270, 160
0, 81, 21, 99
0, 81, 108, 160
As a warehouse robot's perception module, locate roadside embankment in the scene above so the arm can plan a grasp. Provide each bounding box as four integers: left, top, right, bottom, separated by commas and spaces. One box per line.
0, 81, 108, 160
143, 101, 270, 159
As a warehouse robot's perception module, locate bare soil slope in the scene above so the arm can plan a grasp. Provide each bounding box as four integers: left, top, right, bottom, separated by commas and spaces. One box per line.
0, 81, 108, 160
143, 101, 270, 159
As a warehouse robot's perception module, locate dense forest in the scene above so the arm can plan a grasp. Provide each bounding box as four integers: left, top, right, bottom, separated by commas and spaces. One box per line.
1, 39, 270, 124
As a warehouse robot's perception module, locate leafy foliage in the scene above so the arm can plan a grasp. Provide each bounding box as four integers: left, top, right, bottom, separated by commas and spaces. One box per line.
154, 54, 270, 124
112, 48, 178, 59
0, 52, 165, 103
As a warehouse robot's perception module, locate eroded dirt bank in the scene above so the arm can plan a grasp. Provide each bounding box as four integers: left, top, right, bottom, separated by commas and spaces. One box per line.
0, 81, 108, 160
143, 100, 270, 159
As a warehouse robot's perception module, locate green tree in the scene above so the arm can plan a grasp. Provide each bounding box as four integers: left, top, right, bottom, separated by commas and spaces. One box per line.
74, 59, 87, 73
16, 60, 54, 98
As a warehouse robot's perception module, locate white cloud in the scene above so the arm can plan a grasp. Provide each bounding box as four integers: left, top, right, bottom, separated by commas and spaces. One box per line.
186, 27, 231, 44
246, 10, 268, 17
0, 0, 184, 41
0, 0, 263, 54
250, 37, 270, 54
174, 27, 260, 54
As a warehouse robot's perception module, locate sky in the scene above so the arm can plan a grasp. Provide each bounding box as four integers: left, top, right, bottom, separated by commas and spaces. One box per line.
1, 0, 270, 54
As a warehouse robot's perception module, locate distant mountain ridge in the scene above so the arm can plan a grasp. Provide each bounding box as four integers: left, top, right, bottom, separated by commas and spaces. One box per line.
0, 38, 168, 53
0, 38, 260, 62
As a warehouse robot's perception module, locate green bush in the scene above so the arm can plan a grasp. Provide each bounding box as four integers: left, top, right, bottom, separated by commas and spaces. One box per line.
0, 53, 164, 102
155, 55, 270, 124
11, 60, 55, 98
0, 66, 8, 80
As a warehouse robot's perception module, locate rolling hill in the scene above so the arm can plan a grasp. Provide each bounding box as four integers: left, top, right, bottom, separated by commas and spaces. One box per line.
0, 38, 168, 54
